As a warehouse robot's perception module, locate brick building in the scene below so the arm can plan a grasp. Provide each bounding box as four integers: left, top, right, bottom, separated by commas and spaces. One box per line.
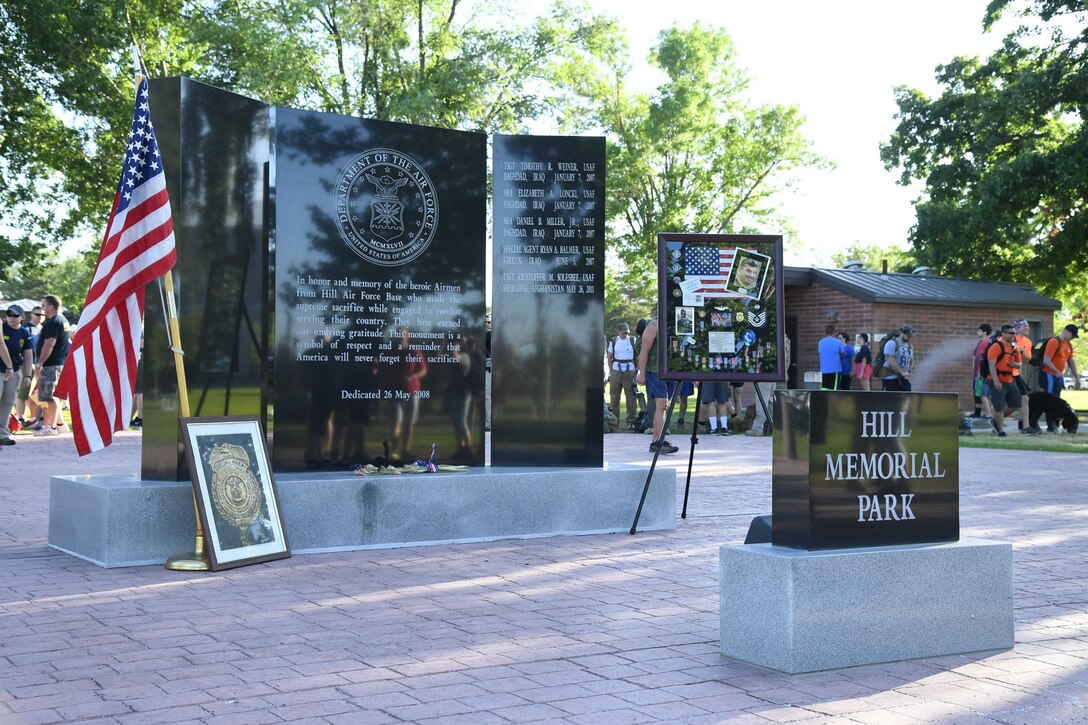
784, 266, 1062, 411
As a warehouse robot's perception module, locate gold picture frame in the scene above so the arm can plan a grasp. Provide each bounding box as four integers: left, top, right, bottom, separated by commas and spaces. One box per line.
180, 416, 290, 570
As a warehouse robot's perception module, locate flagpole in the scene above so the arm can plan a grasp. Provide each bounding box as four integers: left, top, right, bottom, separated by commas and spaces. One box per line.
125, 68, 208, 571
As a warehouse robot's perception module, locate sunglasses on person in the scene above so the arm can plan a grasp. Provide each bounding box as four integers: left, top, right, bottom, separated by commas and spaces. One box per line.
5, 312, 19, 318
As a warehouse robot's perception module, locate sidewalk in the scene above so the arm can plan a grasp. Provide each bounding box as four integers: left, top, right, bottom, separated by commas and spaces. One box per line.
1, 428, 1086, 724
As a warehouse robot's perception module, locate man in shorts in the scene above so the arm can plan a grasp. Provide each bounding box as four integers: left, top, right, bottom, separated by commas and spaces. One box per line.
700, 381, 732, 435
1, 306, 31, 444
987, 324, 1023, 437
33, 295, 71, 436
635, 314, 678, 454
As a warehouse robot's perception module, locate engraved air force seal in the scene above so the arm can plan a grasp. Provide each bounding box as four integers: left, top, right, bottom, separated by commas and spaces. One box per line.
209, 443, 264, 527
335, 149, 438, 266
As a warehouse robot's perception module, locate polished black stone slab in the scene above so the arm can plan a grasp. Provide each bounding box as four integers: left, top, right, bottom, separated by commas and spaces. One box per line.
772, 390, 959, 549
491, 135, 605, 467
144, 78, 270, 481
271, 108, 486, 471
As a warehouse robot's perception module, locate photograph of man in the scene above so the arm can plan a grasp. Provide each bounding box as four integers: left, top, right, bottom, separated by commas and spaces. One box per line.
726, 248, 770, 298
675, 307, 694, 335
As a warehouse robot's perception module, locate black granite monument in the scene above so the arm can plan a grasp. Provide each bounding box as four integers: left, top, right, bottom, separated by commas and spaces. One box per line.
491, 135, 606, 466
271, 109, 487, 471
144, 78, 270, 481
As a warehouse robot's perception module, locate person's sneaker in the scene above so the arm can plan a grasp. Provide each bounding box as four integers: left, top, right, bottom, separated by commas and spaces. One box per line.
649, 440, 679, 454
129, 417, 143, 430
675, 420, 686, 430
26, 420, 44, 432
34, 426, 58, 437
0, 438, 14, 446
989, 418, 1000, 434
718, 427, 731, 436
1022, 426, 1042, 436
995, 431, 1007, 437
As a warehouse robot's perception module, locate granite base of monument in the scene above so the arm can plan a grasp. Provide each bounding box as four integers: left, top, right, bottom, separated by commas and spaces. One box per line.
719, 539, 1013, 674
49, 464, 675, 568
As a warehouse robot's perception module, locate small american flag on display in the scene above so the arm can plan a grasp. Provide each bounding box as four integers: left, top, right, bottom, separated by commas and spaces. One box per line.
683, 245, 737, 295
56, 77, 176, 455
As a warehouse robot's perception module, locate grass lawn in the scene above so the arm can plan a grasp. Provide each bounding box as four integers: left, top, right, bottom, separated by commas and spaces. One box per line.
961, 388, 1087, 452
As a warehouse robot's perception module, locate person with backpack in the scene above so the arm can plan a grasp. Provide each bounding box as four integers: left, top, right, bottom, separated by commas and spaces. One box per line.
1039, 324, 1082, 396
971, 324, 995, 420
987, 324, 1028, 437
1012, 320, 1040, 434
607, 322, 638, 429
878, 325, 914, 392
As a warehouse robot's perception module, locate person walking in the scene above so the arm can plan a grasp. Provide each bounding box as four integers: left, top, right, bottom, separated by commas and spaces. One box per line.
1041, 324, 1081, 396
987, 324, 1025, 437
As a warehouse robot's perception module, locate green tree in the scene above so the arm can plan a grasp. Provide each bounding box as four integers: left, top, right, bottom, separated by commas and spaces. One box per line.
881, 0, 1088, 303
0, 0, 619, 274
3, 251, 98, 323
572, 23, 824, 302
830, 243, 917, 273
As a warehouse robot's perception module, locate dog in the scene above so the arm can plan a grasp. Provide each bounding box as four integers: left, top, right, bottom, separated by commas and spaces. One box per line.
1027, 391, 1080, 434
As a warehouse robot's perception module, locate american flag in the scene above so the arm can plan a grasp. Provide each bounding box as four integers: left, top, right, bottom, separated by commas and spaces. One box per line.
56, 77, 176, 455
683, 245, 739, 296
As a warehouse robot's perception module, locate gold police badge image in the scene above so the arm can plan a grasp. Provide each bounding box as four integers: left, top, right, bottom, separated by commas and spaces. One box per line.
335, 148, 439, 266
209, 443, 264, 527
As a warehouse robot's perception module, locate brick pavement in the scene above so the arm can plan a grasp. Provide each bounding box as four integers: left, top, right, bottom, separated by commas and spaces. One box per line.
1, 427, 1087, 723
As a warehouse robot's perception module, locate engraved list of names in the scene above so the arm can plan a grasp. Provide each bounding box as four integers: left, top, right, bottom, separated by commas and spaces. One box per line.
491, 134, 605, 467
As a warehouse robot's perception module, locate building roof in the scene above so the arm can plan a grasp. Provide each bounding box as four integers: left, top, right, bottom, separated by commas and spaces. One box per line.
784, 267, 1061, 311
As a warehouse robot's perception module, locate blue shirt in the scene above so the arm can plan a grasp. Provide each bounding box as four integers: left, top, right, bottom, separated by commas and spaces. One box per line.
841, 343, 855, 375
818, 336, 844, 374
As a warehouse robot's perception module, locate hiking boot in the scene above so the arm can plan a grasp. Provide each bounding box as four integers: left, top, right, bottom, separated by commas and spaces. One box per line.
649, 440, 679, 454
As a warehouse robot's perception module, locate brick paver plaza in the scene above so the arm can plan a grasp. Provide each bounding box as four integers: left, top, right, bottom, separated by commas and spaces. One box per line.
2, 428, 1086, 723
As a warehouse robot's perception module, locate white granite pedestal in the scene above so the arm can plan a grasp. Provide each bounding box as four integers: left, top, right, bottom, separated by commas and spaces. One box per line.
50, 464, 674, 568
719, 538, 1013, 673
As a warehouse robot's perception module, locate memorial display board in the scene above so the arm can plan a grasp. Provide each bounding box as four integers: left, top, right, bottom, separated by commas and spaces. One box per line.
145, 78, 270, 481
491, 135, 605, 466
772, 390, 959, 549
657, 234, 784, 381
271, 108, 486, 471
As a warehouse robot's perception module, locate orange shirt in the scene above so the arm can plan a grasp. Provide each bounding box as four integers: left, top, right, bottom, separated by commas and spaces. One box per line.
1013, 335, 1031, 377
987, 340, 1021, 383
1044, 337, 1072, 374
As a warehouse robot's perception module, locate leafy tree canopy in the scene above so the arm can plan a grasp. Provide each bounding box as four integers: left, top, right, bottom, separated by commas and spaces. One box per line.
567, 23, 824, 303
0, 0, 619, 279
830, 242, 917, 274
882, 0, 1088, 304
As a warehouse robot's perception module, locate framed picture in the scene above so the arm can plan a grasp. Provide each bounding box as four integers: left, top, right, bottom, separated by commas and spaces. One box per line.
657, 233, 785, 382
180, 416, 290, 570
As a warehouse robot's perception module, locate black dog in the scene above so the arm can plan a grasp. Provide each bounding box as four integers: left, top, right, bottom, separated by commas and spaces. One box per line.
1028, 392, 1080, 434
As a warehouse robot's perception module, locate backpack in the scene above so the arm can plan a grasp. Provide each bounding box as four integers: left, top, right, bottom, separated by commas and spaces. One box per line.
871, 333, 898, 377
1029, 336, 1059, 367
630, 408, 651, 433
978, 335, 1003, 379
